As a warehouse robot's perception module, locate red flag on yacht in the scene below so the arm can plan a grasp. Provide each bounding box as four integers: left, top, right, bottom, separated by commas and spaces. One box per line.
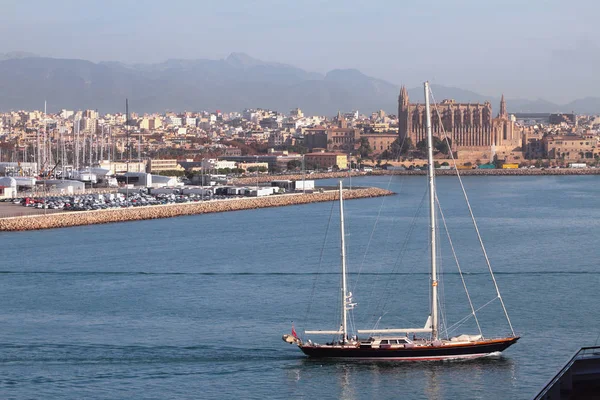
292, 324, 298, 338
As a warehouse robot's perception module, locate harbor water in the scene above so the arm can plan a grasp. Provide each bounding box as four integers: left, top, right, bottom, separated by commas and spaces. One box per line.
0, 175, 599, 399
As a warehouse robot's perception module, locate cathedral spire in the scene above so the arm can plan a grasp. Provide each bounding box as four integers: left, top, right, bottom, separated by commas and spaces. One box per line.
336, 111, 347, 128
499, 94, 507, 119
399, 85, 409, 111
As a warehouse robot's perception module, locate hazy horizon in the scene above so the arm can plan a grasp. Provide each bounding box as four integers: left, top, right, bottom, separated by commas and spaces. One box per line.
2, 0, 598, 103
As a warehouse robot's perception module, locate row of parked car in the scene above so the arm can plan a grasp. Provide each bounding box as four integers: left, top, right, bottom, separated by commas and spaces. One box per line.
7, 191, 221, 212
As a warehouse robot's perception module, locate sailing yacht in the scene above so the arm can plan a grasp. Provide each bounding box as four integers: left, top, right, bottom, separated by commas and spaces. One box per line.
282, 82, 519, 360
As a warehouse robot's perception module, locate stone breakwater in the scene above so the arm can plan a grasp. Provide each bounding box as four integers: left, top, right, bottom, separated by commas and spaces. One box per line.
232, 171, 366, 185
0, 187, 393, 232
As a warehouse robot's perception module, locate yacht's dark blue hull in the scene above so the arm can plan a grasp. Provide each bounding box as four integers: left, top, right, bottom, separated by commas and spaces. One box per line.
299, 337, 519, 360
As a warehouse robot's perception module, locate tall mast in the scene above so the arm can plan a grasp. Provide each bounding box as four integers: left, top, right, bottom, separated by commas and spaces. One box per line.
89, 129, 92, 167
61, 126, 65, 179
100, 124, 104, 162
424, 81, 439, 341
44, 100, 47, 173
126, 99, 130, 162
75, 118, 80, 171
125, 99, 130, 199
339, 180, 348, 342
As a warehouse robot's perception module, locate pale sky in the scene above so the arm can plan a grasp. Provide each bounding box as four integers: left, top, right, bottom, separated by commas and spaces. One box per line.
1, 0, 598, 103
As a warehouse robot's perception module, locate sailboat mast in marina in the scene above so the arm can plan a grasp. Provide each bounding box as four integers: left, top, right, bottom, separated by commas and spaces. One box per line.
283, 81, 519, 361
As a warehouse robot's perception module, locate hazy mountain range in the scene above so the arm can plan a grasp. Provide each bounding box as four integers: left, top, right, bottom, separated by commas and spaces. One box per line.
0, 52, 598, 115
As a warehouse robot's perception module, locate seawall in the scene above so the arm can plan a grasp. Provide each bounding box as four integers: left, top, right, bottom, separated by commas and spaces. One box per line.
232, 168, 600, 185
0, 187, 393, 232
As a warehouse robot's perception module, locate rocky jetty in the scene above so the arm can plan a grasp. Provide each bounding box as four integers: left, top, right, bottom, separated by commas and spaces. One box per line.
0, 187, 393, 232
232, 171, 365, 185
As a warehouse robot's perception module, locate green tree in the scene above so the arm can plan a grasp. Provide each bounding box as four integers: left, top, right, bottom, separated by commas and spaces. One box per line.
416, 136, 451, 156
154, 170, 186, 177
287, 144, 308, 154
357, 137, 373, 158
390, 137, 412, 159
287, 160, 302, 170
436, 138, 452, 155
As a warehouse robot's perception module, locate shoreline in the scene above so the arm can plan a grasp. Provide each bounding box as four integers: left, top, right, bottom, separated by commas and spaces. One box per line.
0, 187, 393, 232
232, 168, 600, 184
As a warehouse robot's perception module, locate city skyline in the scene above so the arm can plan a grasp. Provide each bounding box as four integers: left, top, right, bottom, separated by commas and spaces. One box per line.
1, 0, 599, 103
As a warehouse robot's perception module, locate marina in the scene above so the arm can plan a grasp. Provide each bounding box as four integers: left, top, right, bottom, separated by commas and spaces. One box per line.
0, 186, 392, 231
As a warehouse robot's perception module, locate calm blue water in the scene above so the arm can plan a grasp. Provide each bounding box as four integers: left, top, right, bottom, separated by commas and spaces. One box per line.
1, 175, 599, 399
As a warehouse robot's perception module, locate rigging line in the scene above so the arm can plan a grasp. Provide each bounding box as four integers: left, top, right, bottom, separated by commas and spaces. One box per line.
436, 214, 449, 339
359, 178, 414, 322
352, 173, 396, 294
303, 198, 337, 327
368, 187, 428, 328
358, 175, 403, 319
445, 297, 499, 336
429, 88, 516, 337
436, 193, 483, 337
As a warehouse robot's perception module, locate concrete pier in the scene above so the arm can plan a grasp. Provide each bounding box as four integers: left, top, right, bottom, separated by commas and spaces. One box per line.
0, 187, 393, 232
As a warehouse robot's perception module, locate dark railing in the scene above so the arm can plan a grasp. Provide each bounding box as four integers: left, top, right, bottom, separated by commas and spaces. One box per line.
534, 345, 600, 399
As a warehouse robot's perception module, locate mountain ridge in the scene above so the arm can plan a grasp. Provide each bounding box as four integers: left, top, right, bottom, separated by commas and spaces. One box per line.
0, 52, 597, 115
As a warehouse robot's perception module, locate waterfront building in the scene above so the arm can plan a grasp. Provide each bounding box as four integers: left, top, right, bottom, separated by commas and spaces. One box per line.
98, 160, 147, 175
201, 159, 237, 170
327, 127, 361, 152
543, 135, 599, 161
361, 132, 398, 153
220, 154, 302, 171
302, 117, 361, 153
236, 162, 269, 171
148, 159, 184, 173
304, 151, 348, 170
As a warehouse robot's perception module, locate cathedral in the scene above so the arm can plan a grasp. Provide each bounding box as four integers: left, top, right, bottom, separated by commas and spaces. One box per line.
397, 86, 521, 159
